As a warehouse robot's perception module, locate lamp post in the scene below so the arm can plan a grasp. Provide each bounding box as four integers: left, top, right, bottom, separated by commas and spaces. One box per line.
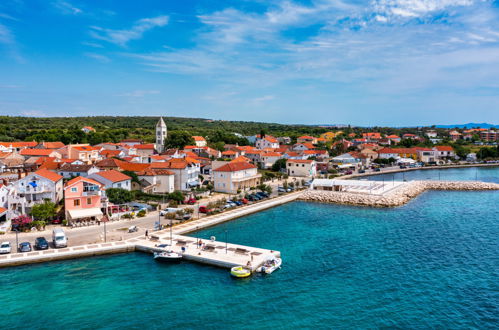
15, 229, 19, 253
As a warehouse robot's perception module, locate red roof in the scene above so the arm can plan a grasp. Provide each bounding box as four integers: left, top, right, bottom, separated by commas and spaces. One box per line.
192, 136, 206, 141
20, 149, 55, 156
298, 135, 315, 140
34, 168, 63, 182
74, 146, 100, 151
434, 146, 454, 152
135, 144, 156, 149
222, 150, 237, 155
42, 142, 65, 149
65, 176, 103, 189
214, 162, 257, 172
94, 170, 131, 183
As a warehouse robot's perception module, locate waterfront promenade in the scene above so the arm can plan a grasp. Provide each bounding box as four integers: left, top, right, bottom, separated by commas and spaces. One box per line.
0, 191, 301, 269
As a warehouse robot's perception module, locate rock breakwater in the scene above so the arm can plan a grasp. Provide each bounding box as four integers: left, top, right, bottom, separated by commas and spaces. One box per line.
299, 181, 499, 207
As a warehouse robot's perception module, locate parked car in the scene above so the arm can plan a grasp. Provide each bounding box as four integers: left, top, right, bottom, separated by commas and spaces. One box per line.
358, 169, 366, 174
374, 168, 381, 172
51, 218, 62, 224
34, 237, 49, 250
278, 187, 286, 193
19, 242, 32, 252
256, 192, 269, 198
160, 207, 182, 216
199, 206, 212, 214
241, 198, 249, 204
0, 242, 11, 254
234, 201, 243, 206
52, 228, 68, 248
222, 203, 233, 210
248, 194, 260, 201
399, 165, 407, 169
183, 197, 197, 205
345, 170, 353, 175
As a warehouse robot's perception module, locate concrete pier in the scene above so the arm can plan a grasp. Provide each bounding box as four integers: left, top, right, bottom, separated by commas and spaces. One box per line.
134, 234, 280, 272
301, 180, 499, 207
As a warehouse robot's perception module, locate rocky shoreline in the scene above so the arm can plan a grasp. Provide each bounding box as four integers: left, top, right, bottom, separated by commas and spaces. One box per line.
299, 181, 499, 207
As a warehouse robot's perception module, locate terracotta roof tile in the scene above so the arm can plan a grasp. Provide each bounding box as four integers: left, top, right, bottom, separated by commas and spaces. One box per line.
213, 162, 257, 172
34, 168, 63, 182
94, 170, 131, 183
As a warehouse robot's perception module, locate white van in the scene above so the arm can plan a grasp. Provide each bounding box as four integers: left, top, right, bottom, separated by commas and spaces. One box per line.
52, 228, 68, 248
160, 208, 182, 216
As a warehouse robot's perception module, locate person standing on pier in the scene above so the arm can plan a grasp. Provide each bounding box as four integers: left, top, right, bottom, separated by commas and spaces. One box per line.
145, 230, 149, 238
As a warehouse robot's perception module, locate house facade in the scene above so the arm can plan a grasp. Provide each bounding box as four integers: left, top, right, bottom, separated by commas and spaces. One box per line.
89, 170, 132, 190
8, 169, 64, 215
213, 162, 261, 194
64, 176, 104, 223
286, 159, 317, 177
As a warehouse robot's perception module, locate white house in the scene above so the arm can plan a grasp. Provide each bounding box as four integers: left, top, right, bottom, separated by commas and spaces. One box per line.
151, 158, 201, 191
89, 170, 132, 190
255, 135, 279, 149
260, 152, 282, 169
213, 162, 261, 194
8, 168, 64, 215
286, 159, 317, 177
136, 169, 175, 194
57, 164, 100, 179
192, 136, 207, 147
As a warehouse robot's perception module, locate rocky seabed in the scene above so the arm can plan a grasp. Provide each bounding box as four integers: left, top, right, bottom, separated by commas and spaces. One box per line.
299, 181, 499, 207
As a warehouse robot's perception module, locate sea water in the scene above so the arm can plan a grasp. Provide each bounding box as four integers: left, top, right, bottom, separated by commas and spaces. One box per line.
1, 169, 498, 329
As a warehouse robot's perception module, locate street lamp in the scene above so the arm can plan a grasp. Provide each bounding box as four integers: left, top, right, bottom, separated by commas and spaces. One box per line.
225, 229, 228, 254
15, 229, 19, 253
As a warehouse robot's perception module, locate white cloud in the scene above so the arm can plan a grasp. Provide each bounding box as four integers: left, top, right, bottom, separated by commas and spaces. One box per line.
117, 90, 160, 97
84, 52, 111, 63
373, 0, 476, 19
0, 22, 14, 45
90, 15, 168, 46
52, 0, 82, 15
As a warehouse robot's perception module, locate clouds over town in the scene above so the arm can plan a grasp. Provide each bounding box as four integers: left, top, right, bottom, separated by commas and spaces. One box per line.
0, 0, 498, 125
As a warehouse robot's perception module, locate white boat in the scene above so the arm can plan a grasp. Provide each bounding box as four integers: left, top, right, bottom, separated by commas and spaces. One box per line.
154, 251, 182, 263
257, 257, 282, 274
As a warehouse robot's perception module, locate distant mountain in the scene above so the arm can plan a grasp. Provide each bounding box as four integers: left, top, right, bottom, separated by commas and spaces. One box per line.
435, 123, 497, 129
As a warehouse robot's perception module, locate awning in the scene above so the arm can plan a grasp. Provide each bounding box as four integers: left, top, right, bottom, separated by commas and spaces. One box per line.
0, 207, 7, 217
188, 181, 199, 187
68, 208, 103, 220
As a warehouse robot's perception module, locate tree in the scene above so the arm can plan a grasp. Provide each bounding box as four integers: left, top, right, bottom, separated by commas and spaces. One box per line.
122, 170, 140, 183
164, 131, 195, 149
106, 188, 133, 204
272, 158, 287, 172
30, 200, 57, 221
168, 190, 184, 202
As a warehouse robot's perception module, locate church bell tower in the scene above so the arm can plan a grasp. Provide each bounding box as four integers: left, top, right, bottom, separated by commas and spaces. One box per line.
155, 117, 167, 153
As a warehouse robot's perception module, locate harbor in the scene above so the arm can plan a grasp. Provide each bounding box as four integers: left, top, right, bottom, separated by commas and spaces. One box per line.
0, 191, 297, 270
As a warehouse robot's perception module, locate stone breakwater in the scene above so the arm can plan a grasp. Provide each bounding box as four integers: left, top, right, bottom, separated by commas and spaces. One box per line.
299, 181, 499, 207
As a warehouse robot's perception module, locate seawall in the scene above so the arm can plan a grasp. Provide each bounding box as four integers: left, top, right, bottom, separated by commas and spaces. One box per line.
300, 181, 499, 207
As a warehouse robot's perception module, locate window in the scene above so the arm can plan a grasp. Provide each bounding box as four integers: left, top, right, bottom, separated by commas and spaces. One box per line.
74, 199, 80, 206
117, 183, 122, 188
71, 187, 77, 192
87, 198, 92, 205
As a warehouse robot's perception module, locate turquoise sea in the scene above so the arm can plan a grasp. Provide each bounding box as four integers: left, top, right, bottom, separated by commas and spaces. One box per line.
1, 167, 498, 329
367, 165, 499, 183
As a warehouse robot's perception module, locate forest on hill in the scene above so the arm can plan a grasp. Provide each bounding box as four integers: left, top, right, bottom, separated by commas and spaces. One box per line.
0, 115, 431, 145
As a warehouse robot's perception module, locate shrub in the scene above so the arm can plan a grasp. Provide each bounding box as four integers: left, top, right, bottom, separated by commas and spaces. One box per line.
137, 210, 146, 217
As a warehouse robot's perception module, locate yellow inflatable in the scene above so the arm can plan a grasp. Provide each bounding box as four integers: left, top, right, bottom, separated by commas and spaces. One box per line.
230, 266, 251, 278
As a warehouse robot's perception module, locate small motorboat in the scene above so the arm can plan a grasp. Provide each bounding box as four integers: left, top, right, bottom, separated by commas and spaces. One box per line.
256, 257, 282, 274
154, 250, 182, 263
230, 266, 252, 278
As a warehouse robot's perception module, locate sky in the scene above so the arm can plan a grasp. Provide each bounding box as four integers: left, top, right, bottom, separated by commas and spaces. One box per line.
1, 0, 499, 126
